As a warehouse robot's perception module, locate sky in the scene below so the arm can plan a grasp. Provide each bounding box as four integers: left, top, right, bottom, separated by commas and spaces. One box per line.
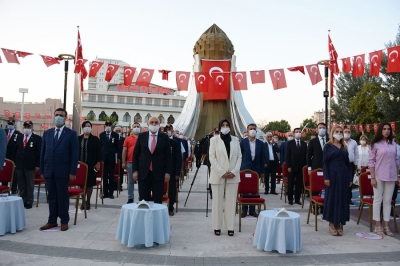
0, 0, 399, 129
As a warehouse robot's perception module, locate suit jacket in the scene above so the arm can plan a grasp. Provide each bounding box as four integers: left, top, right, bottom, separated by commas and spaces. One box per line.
285, 139, 307, 172
170, 138, 182, 177
5, 129, 21, 161
280, 141, 287, 164
14, 133, 42, 170
117, 135, 125, 160
99, 131, 119, 162
209, 135, 242, 185
240, 138, 264, 175
0, 128, 7, 170
132, 131, 172, 181
40, 127, 79, 178
263, 142, 280, 165
307, 136, 326, 169
77, 134, 101, 168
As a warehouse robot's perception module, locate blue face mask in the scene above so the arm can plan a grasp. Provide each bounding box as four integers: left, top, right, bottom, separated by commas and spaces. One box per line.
54, 116, 65, 127
7, 125, 14, 130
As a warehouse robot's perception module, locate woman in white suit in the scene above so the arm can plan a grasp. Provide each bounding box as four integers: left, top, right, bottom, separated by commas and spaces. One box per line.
209, 119, 242, 236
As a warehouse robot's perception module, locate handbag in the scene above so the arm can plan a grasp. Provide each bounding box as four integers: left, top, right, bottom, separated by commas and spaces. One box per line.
353, 172, 359, 186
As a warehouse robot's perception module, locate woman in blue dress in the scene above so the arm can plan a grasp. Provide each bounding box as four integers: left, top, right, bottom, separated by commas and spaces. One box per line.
322, 126, 353, 236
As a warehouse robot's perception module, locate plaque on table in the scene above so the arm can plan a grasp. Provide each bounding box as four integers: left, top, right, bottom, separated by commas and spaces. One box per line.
275, 208, 290, 217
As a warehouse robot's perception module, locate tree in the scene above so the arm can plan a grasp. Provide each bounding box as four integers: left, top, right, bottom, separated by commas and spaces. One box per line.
299, 118, 318, 141
98, 114, 118, 127
261, 120, 291, 135
86, 113, 95, 121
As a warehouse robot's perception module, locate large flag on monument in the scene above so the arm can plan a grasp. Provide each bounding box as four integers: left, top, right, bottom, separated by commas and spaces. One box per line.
201, 60, 230, 100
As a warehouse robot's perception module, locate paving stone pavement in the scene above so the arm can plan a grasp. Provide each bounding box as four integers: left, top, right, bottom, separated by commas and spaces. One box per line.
1, 166, 399, 265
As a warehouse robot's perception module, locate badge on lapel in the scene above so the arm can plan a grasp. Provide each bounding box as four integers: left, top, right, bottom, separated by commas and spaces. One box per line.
14, 134, 18, 141
30, 142, 33, 148
112, 138, 115, 143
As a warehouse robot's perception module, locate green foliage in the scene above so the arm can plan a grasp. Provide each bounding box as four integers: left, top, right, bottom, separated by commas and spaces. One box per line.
98, 115, 118, 127
299, 118, 318, 141
86, 113, 95, 121
260, 120, 291, 136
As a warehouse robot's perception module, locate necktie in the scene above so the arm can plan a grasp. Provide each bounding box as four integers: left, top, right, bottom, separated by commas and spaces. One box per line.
321, 138, 325, 148
54, 129, 60, 144
150, 134, 156, 171
23, 135, 28, 148
7, 132, 11, 143
297, 140, 300, 152
107, 133, 110, 141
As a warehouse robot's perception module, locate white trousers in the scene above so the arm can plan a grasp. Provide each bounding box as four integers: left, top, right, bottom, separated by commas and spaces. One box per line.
372, 178, 395, 222
211, 181, 238, 231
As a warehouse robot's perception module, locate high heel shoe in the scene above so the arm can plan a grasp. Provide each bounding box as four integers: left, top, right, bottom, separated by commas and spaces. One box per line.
383, 227, 394, 237
329, 227, 337, 236
214, 230, 221, 236
228, 230, 234, 236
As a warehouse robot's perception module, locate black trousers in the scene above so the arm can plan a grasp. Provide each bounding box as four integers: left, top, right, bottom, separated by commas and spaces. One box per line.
196, 156, 202, 168
264, 160, 277, 193
138, 170, 164, 204
103, 157, 115, 197
288, 169, 303, 202
16, 169, 35, 205
168, 178, 178, 211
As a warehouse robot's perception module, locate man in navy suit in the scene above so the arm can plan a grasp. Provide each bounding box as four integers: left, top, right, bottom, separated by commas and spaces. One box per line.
263, 132, 280, 195
39, 108, 79, 231
99, 120, 119, 199
4, 118, 21, 193
240, 123, 264, 218
14, 121, 42, 209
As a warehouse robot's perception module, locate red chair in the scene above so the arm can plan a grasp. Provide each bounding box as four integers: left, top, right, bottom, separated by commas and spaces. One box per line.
0, 159, 15, 195
276, 164, 283, 184
68, 161, 88, 225
306, 169, 325, 231
360, 167, 369, 173
301, 166, 311, 209
114, 161, 121, 198
94, 162, 104, 209
34, 169, 47, 207
237, 170, 266, 232
280, 162, 289, 202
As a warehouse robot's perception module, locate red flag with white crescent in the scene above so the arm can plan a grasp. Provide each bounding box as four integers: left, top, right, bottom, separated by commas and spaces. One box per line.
45, 114, 51, 119
40, 55, 61, 67
390, 122, 396, 131
250, 70, 265, 84
89, 61, 104, 77
352, 54, 365, 77
359, 124, 363, 132
341, 57, 352, 72
16, 51, 33, 58
35, 113, 41, 119
15, 112, 21, 119
4, 110, 10, 117
74, 59, 87, 74
387, 46, 400, 73
287, 66, 305, 75
305, 64, 322, 85
176, 71, 190, 91
0, 55, 2, 63
268, 69, 287, 90
369, 50, 382, 76
1, 48, 20, 64
124, 66, 136, 86
194, 72, 208, 93
328, 35, 338, 61
330, 71, 334, 98
373, 123, 378, 132
25, 113, 30, 120
136, 68, 155, 87
105, 64, 120, 82
232, 72, 248, 90
75, 30, 83, 63
366, 124, 370, 133
201, 60, 230, 100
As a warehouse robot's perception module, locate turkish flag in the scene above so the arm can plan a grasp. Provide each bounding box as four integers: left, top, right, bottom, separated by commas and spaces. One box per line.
1, 48, 20, 64
74, 59, 87, 74
352, 54, 365, 77
89, 61, 104, 77
15, 112, 21, 119
373, 123, 378, 132
232, 72, 248, 91
201, 60, 230, 100
366, 124, 370, 133
105, 64, 120, 82
41, 124, 45, 129
176, 71, 190, 91
123, 66, 136, 86
305, 64, 322, 85
159, 70, 172, 81
390, 122, 396, 131
4, 110, 10, 117
0, 55, 2, 63
35, 113, 41, 119
250, 70, 265, 84
45, 114, 51, 119
326, 60, 339, 75
16, 51, 33, 58
80, 66, 87, 91
359, 124, 363, 132
387, 46, 400, 73
268, 69, 287, 90
194, 72, 208, 92
328, 35, 338, 61
25, 113, 30, 120
287, 66, 305, 75
369, 50, 382, 76
40, 55, 61, 67
136, 68, 155, 87
75, 30, 83, 63
341, 57, 352, 72
330, 71, 334, 98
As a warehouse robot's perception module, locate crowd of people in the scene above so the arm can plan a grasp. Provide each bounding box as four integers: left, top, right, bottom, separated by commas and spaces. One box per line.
0, 112, 399, 237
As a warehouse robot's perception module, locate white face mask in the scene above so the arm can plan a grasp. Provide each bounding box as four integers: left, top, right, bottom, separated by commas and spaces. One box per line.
179, 135, 184, 139
23, 128, 32, 135
105, 126, 111, 133
274, 138, 279, 142
83, 127, 92, 134
287, 136, 294, 141
167, 131, 172, 137
295, 133, 302, 139
248, 129, 256, 137
318, 128, 326, 136
220, 127, 230, 135
149, 125, 160, 133
333, 134, 343, 141
344, 133, 351, 139
360, 140, 366, 145
133, 127, 140, 134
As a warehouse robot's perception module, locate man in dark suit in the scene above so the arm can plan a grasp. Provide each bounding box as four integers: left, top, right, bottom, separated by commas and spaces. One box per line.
132, 117, 172, 203
99, 120, 119, 199
39, 108, 79, 231
240, 123, 264, 218
165, 124, 182, 216
307, 122, 328, 171
0, 128, 6, 171
14, 121, 42, 209
263, 132, 280, 195
114, 126, 125, 192
286, 128, 307, 205
279, 131, 293, 165
4, 118, 21, 193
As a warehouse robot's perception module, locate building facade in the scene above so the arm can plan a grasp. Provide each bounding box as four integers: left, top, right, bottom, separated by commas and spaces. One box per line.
313, 109, 325, 124
88, 58, 131, 91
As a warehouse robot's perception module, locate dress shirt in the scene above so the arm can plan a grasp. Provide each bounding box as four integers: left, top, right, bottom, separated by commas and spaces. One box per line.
148, 131, 158, 151
54, 126, 65, 139
8, 129, 15, 137
368, 140, 399, 181
344, 138, 359, 163
357, 145, 370, 168
24, 133, 32, 143
249, 138, 256, 160
268, 143, 274, 160
187, 141, 191, 157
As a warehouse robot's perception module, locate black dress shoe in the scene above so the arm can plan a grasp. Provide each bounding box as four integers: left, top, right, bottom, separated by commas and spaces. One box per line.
109, 195, 115, 199
169, 211, 174, 216
127, 199, 133, 204
249, 211, 258, 218
270, 191, 278, 195
295, 201, 302, 205
264, 192, 269, 195
288, 201, 293, 205
102, 195, 109, 199
25, 204, 32, 209
241, 212, 247, 218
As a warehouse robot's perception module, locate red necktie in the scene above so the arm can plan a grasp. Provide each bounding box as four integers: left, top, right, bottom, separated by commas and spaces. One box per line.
150, 134, 156, 171
23, 135, 28, 148
7, 132, 11, 143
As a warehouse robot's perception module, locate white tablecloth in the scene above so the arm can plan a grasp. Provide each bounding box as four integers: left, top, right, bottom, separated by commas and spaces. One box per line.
115, 202, 170, 247
253, 210, 301, 254
0, 196, 26, 235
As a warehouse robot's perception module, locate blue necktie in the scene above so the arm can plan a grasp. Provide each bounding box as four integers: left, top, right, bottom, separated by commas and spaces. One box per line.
54, 129, 60, 144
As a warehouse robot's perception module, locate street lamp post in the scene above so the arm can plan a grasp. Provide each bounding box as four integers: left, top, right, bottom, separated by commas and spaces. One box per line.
58, 54, 75, 110
19, 88, 28, 124
318, 60, 330, 129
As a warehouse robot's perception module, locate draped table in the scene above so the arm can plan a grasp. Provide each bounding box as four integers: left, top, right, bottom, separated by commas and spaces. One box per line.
253, 210, 301, 254
115, 202, 170, 248
0, 196, 26, 235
